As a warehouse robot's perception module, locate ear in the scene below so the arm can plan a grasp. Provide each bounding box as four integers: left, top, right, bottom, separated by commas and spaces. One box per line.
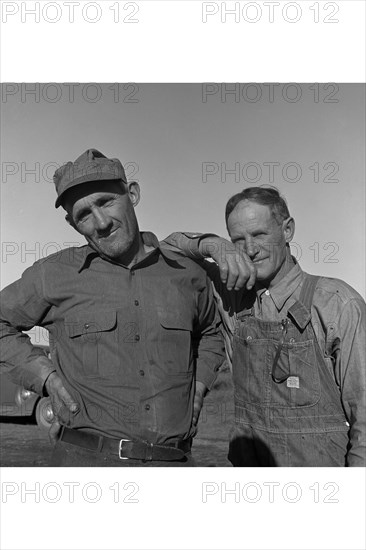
282, 217, 295, 243
127, 181, 140, 208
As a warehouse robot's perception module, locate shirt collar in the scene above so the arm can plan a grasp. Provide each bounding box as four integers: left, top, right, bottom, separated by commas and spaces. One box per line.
256, 258, 304, 311
78, 231, 170, 272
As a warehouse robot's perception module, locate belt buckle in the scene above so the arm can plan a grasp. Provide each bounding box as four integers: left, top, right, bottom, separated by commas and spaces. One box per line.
119, 439, 130, 460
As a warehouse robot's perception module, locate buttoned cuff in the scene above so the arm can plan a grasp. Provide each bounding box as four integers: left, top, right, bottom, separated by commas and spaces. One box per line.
183, 233, 219, 259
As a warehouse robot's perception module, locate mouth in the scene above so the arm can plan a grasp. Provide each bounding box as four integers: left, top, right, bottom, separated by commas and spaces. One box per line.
98, 228, 118, 241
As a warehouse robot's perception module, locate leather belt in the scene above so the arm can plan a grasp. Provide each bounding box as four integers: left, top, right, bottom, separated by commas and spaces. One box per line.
60, 426, 192, 461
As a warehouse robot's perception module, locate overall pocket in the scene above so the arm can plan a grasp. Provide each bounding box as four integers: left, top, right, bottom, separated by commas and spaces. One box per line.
233, 317, 321, 408
269, 338, 321, 408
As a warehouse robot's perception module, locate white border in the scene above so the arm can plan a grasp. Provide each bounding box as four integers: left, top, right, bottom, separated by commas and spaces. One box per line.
1, 1, 365, 549
0, 0, 365, 81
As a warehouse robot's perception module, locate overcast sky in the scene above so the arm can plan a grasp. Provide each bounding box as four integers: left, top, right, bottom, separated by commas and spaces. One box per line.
2, 83, 365, 306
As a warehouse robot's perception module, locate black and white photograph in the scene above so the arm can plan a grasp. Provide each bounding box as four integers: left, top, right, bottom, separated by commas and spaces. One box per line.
1, 82, 365, 469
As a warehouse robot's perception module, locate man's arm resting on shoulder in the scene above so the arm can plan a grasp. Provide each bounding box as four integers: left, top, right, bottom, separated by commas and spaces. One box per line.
337, 297, 366, 466
162, 232, 256, 291
0, 262, 79, 431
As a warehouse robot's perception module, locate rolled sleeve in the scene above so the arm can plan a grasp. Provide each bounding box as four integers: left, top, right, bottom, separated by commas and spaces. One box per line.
162, 232, 219, 260
337, 298, 366, 466
0, 261, 55, 395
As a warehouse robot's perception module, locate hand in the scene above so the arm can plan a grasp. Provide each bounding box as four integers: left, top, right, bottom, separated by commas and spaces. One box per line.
44, 372, 79, 444
192, 381, 207, 430
199, 236, 256, 291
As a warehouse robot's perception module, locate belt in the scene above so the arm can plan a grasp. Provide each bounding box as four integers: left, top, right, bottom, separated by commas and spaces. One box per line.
60, 426, 192, 461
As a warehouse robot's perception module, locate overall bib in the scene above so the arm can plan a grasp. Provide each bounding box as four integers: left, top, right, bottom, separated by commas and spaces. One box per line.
229, 275, 350, 467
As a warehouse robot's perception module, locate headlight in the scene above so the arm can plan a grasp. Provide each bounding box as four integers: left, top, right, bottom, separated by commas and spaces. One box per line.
20, 388, 32, 399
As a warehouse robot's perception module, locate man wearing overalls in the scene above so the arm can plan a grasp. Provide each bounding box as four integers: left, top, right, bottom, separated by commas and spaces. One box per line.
164, 187, 366, 466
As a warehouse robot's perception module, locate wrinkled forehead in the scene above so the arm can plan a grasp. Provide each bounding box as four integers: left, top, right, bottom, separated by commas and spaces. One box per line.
63, 179, 126, 211
228, 200, 273, 229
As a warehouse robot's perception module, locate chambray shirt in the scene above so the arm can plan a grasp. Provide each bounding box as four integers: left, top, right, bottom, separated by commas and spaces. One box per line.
0, 232, 225, 443
163, 233, 366, 466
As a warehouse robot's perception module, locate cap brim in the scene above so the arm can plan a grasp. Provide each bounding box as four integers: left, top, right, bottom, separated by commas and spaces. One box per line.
55, 173, 126, 208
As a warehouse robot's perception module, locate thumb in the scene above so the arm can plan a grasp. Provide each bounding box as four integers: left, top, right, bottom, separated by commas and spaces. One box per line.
49, 419, 62, 445
59, 387, 79, 414
193, 395, 204, 426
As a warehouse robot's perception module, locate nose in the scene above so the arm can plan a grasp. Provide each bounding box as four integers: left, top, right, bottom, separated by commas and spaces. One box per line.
93, 208, 113, 233
245, 238, 260, 260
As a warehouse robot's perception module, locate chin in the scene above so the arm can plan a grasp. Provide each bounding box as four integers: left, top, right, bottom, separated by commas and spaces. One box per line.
255, 264, 267, 276
255, 268, 272, 284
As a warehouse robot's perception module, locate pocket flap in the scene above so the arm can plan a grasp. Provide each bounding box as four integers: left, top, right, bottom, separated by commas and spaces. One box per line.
65, 310, 117, 338
158, 309, 192, 331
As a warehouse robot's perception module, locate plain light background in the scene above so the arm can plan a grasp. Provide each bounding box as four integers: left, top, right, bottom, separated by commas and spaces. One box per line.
1, 83, 365, 300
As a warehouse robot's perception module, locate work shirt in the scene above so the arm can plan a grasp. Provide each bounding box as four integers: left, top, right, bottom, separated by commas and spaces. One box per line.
0, 232, 225, 443
163, 233, 366, 466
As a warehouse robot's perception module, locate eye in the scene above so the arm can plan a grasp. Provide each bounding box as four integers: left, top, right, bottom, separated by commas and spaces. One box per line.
76, 210, 89, 223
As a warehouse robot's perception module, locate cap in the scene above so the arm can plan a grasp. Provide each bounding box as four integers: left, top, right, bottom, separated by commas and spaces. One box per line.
53, 149, 127, 208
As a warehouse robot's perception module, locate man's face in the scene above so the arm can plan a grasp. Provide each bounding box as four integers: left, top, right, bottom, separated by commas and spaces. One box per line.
227, 199, 294, 287
64, 180, 140, 262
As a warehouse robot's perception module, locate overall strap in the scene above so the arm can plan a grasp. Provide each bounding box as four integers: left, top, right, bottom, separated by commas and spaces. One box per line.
287, 274, 321, 330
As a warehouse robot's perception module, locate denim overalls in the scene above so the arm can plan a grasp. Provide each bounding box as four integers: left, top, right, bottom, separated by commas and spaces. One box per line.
229, 275, 350, 467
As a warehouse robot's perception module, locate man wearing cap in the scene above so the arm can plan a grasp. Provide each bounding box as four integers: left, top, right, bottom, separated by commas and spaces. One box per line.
0, 149, 225, 466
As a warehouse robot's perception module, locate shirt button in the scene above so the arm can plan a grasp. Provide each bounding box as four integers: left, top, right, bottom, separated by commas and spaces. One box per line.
134, 300, 139, 306
131, 271, 135, 276
289, 338, 296, 344
135, 334, 140, 341
84, 323, 89, 329
265, 290, 270, 296
145, 404, 150, 411
139, 370, 145, 376
246, 335, 252, 341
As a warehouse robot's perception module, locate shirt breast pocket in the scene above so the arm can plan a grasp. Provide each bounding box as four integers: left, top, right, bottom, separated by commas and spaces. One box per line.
65, 310, 117, 378
158, 309, 193, 376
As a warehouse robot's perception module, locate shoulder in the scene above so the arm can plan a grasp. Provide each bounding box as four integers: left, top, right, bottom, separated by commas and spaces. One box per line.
304, 273, 365, 338
160, 249, 220, 293
35, 245, 89, 270
312, 274, 365, 306
161, 247, 208, 275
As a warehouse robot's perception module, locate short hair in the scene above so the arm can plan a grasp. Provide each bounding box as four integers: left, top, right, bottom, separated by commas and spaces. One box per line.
225, 186, 291, 227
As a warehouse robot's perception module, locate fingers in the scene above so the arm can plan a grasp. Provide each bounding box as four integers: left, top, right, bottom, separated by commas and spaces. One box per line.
58, 386, 79, 414
217, 254, 243, 290
213, 241, 256, 291
238, 250, 257, 290
44, 373, 79, 444
202, 237, 257, 291
246, 260, 257, 291
46, 372, 79, 414
219, 253, 256, 291
193, 393, 204, 427
218, 261, 229, 284
49, 419, 61, 445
